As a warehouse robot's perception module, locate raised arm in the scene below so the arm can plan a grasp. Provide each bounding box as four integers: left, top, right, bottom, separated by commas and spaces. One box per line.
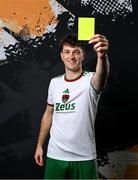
34, 104, 54, 166
89, 34, 110, 92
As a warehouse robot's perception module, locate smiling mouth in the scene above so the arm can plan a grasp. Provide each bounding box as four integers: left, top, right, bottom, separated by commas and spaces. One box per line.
68, 60, 77, 64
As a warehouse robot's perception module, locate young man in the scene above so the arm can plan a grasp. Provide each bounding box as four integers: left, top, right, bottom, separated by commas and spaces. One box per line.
34, 33, 110, 179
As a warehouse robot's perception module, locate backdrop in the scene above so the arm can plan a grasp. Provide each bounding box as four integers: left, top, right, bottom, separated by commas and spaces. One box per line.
0, 0, 137, 178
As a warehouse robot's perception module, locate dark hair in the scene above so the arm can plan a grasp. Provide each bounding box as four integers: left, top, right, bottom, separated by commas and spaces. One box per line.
59, 33, 87, 52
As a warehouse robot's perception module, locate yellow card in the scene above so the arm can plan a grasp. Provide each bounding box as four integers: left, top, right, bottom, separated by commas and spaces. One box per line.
78, 17, 95, 41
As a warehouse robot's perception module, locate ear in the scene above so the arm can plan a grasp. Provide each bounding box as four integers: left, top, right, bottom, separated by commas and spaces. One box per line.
82, 51, 86, 61
60, 52, 63, 61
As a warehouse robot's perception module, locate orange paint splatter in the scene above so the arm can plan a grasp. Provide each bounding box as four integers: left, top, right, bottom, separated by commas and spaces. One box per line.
0, 0, 56, 36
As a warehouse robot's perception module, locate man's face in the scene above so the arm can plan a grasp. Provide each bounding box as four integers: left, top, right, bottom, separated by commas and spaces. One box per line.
60, 44, 85, 72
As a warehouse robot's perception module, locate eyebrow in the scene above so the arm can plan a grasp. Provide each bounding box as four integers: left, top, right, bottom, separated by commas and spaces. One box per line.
63, 48, 81, 52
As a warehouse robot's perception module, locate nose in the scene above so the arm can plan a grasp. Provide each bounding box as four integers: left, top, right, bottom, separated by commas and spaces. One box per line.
69, 52, 75, 59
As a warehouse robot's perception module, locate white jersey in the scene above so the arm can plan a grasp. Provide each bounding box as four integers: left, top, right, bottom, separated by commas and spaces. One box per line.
47, 71, 101, 161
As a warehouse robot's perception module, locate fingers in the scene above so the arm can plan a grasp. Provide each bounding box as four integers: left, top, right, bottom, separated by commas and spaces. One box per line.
35, 154, 44, 166
88, 34, 108, 45
34, 147, 44, 166
93, 41, 108, 53
88, 34, 109, 58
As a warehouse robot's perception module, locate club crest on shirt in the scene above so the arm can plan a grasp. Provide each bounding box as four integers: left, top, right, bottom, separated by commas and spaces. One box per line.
62, 89, 70, 103
55, 88, 76, 112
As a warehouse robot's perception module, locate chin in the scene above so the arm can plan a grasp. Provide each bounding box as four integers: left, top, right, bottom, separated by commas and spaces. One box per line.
67, 66, 80, 72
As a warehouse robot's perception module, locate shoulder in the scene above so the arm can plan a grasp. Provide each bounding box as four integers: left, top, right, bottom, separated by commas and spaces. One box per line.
83, 71, 95, 78
50, 74, 64, 84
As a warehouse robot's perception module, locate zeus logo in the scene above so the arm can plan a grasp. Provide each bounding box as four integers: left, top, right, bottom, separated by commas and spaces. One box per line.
55, 103, 76, 111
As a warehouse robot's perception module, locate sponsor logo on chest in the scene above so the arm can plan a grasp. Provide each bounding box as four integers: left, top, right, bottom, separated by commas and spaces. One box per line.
55, 88, 76, 113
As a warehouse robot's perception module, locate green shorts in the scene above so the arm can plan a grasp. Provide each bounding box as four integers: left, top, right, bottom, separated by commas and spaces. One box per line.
44, 157, 97, 179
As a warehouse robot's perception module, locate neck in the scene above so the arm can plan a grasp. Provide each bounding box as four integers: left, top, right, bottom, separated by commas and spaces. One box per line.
65, 68, 83, 81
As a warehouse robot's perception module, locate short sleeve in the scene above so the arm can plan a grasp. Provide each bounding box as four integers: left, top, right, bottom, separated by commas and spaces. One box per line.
88, 72, 101, 101
47, 79, 54, 106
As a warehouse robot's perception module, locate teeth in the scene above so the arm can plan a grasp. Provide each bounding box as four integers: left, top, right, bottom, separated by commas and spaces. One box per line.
68, 60, 76, 64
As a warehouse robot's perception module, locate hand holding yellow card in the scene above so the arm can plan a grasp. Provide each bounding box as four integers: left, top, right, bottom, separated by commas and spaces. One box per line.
78, 17, 95, 41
